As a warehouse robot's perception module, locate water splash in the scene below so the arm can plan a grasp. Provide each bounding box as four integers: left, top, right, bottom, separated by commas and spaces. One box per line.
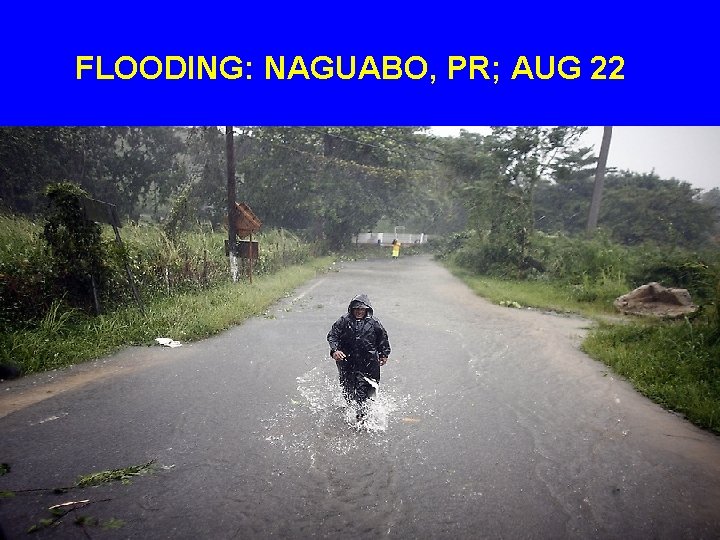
297, 367, 399, 433
261, 363, 419, 459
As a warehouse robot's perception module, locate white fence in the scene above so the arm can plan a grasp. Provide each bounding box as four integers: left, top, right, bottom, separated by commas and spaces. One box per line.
353, 232, 429, 245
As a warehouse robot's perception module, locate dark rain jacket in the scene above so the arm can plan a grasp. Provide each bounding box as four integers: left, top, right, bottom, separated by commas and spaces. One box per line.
327, 294, 391, 377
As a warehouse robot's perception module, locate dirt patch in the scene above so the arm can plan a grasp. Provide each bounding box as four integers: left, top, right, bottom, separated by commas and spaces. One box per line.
0, 346, 184, 419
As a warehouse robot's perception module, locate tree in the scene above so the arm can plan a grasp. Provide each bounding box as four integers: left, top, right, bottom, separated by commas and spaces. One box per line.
600, 172, 713, 246
697, 187, 720, 243
95, 127, 189, 221
445, 126, 586, 269
236, 127, 320, 232
184, 126, 228, 229
235, 127, 421, 250
535, 169, 715, 247
317, 127, 416, 249
586, 126, 612, 234
534, 146, 598, 234
0, 127, 189, 220
0, 128, 108, 214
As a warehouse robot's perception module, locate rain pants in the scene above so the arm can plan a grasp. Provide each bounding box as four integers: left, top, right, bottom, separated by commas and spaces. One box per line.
327, 293, 391, 411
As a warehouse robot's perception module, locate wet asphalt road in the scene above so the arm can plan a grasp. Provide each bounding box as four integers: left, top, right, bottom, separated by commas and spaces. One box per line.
1, 255, 720, 539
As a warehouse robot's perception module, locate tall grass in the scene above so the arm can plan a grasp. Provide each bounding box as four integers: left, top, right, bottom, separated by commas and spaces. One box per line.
446, 263, 623, 317
0, 257, 333, 375
0, 214, 42, 260
0, 213, 333, 375
1, 215, 317, 328
0, 215, 49, 324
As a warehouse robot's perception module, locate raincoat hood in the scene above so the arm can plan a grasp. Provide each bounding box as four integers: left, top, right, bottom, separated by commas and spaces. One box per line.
347, 293, 373, 316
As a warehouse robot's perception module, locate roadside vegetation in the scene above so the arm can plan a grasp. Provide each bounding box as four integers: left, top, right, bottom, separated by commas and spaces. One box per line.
425, 127, 720, 435
438, 232, 720, 435
0, 210, 333, 375
1, 126, 719, 436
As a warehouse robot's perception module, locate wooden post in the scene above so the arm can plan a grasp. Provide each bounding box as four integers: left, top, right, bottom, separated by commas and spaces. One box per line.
79, 196, 143, 313
248, 232, 253, 283
112, 223, 144, 314
226, 126, 238, 281
90, 274, 102, 315
203, 248, 208, 285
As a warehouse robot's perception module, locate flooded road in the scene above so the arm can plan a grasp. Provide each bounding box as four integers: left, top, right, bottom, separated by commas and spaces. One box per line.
2, 255, 720, 538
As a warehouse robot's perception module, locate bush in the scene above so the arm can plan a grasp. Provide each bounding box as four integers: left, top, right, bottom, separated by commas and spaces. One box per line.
626, 247, 719, 304
453, 239, 512, 276
0, 211, 316, 330
43, 182, 110, 313
529, 231, 630, 283
433, 230, 474, 260
569, 268, 631, 304
0, 216, 52, 326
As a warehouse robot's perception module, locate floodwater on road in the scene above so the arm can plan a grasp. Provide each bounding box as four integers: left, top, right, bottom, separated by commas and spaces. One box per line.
2, 255, 720, 539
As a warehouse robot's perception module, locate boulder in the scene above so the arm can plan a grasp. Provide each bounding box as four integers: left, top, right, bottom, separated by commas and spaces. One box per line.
614, 282, 698, 319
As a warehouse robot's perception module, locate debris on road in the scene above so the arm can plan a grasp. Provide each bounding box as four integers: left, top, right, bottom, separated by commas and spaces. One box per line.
155, 337, 182, 348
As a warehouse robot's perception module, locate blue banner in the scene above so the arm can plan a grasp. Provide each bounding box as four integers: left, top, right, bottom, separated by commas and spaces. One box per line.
3, 2, 718, 125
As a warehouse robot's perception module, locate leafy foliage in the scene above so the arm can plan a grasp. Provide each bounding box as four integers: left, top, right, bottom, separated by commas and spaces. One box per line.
583, 320, 720, 433
441, 127, 587, 272
242, 127, 422, 250
1, 213, 315, 331
535, 170, 714, 246
42, 182, 109, 313
2, 126, 718, 254
0, 127, 189, 219
529, 231, 628, 282
182, 126, 228, 229
603, 172, 713, 246
75, 460, 156, 487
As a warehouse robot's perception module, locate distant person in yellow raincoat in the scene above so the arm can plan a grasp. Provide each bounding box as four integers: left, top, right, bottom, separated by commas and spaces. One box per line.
391, 239, 401, 259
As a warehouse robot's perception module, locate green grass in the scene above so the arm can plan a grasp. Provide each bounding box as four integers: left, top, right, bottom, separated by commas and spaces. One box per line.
583, 320, 720, 433
0, 214, 318, 329
445, 260, 720, 434
446, 263, 621, 318
76, 460, 156, 487
1, 257, 334, 375
0, 214, 42, 260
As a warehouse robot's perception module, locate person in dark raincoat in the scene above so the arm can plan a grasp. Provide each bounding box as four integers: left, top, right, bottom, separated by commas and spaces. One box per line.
327, 293, 391, 420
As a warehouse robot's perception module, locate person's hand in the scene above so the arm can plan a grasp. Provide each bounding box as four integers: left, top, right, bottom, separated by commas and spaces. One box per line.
379, 356, 388, 366
332, 350, 346, 361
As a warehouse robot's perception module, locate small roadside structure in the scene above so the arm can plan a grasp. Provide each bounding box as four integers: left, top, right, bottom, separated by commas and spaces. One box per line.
613, 282, 698, 319
234, 202, 262, 240
224, 202, 262, 282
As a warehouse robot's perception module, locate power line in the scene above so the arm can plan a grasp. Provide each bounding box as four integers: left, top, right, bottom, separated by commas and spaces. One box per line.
248, 129, 432, 181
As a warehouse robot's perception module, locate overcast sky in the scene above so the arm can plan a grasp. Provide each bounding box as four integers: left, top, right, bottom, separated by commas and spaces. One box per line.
429, 126, 720, 192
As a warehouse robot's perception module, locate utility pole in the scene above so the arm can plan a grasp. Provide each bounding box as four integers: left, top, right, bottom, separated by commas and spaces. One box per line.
587, 126, 613, 235
226, 126, 238, 281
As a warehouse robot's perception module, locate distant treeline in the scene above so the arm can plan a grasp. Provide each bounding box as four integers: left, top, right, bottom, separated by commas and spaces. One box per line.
2, 127, 717, 253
